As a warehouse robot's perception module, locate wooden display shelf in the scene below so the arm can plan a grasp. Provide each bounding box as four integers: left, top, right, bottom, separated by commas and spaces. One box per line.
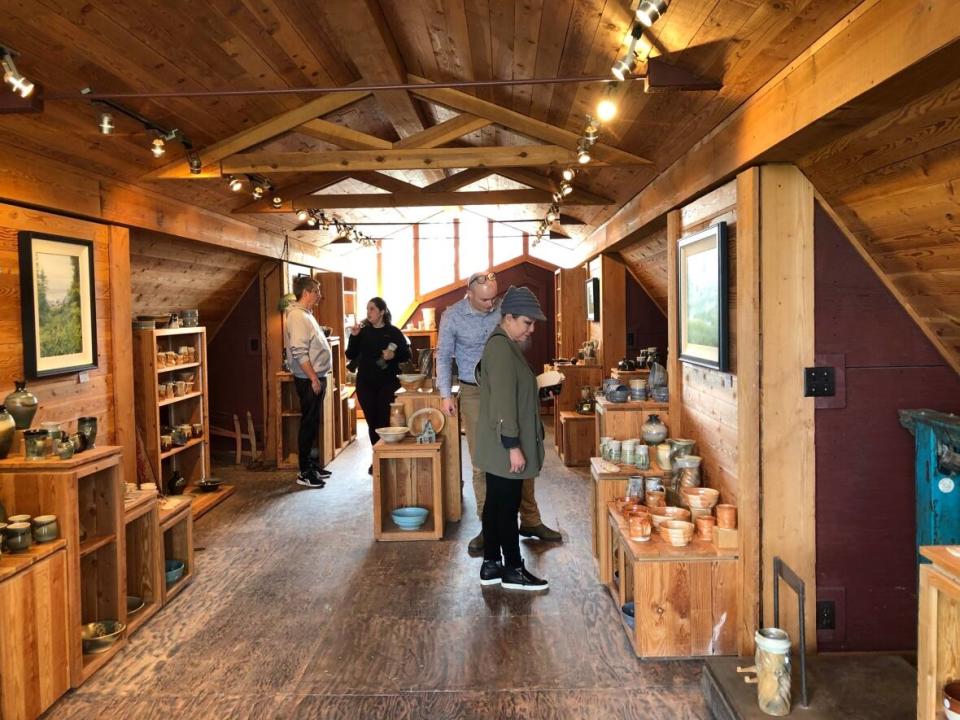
0, 444, 119, 471
372, 438, 445, 542
78, 533, 115, 558
157, 361, 201, 374
559, 410, 595, 467
610, 367, 651, 382
124, 489, 156, 521
918, 545, 960, 719
183, 484, 236, 519
594, 397, 670, 456
80, 640, 124, 681
160, 500, 194, 604
159, 437, 204, 460
0, 538, 67, 582
158, 390, 203, 407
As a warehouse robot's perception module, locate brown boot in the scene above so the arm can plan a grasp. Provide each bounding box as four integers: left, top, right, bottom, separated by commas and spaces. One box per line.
519, 523, 562, 542
468, 531, 484, 553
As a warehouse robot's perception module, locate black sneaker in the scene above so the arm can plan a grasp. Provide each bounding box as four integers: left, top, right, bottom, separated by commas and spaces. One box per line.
479, 560, 503, 586
501, 561, 548, 591
296, 470, 326, 488
312, 468, 332, 478
368, 465, 373, 475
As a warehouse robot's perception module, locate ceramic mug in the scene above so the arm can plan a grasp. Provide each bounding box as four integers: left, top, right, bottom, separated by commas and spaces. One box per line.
599, 436, 612, 460
621, 440, 637, 465
157, 352, 167, 367
175, 381, 186, 397
607, 440, 622, 462
628, 513, 652, 542
635, 444, 650, 470
695, 515, 716, 541
716, 504, 738, 529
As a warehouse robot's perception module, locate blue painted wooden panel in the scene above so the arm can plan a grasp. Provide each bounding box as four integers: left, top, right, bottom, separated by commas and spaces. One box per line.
913, 420, 960, 560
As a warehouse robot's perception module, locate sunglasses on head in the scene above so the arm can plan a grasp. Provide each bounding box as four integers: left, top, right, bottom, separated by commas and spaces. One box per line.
469, 272, 496, 286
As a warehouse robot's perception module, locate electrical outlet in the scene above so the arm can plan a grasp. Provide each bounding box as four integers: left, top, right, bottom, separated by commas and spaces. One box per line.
804, 366, 835, 397
816, 600, 836, 630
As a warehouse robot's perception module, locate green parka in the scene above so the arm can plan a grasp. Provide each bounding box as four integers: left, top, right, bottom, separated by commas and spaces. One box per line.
473, 326, 545, 480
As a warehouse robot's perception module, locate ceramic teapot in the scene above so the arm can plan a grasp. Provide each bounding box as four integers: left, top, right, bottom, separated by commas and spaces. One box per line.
4, 380, 38, 430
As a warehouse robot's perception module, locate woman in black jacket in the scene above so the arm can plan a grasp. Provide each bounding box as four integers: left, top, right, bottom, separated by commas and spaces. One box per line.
346, 297, 411, 458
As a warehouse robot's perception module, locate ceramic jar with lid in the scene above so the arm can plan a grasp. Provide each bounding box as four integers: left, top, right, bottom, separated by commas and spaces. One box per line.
0, 405, 15, 459
642, 414, 668, 445
31, 515, 59, 543
389, 402, 407, 428
3, 522, 33, 552
5, 380, 38, 430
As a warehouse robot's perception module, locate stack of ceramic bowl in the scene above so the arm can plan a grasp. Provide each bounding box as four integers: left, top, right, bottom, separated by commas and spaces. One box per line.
681, 486, 719, 510
659, 519, 695, 547
629, 379, 647, 401
648, 505, 691, 529
651, 386, 669, 403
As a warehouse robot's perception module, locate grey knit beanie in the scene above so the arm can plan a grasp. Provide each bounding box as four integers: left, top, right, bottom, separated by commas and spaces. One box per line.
500, 285, 546, 321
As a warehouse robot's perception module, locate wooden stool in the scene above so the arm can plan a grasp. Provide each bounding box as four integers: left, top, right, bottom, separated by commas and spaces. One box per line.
372, 438, 445, 541
559, 411, 595, 467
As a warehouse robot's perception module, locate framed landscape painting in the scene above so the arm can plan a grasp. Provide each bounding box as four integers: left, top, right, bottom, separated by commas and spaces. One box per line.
677, 222, 729, 372
586, 277, 600, 322
18, 231, 98, 378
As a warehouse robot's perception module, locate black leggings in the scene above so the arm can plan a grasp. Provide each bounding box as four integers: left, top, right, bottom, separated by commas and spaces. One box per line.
482, 472, 523, 568
355, 378, 399, 446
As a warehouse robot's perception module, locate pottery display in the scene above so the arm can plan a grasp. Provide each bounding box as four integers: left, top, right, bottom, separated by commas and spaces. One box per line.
407, 408, 445, 436
606, 440, 622, 462
171, 428, 189, 446
716, 504, 738, 529
168, 470, 186, 496
695, 515, 716, 541
8, 514, 31, 524
641, 414, 668, 445
635, 444, 650, 470
617, 358, 636, 371
81, 620, 126, 654
648, 505, 691, 528
31, 514, 59, 543
628, 512, 652, 542
739, 628, 792, 716
669, 438, 696, 458
645, 489, 666, 508
3, 522, 33, 552
675, 455, 702, 488
160, 435, 173, 451
56, 438, 75, 460
375, 427, 408, 444
656, 443, 673, 471
0, 405, 15, 459
621, 439, 639, 465
390, 506, 429, 530
389, 402, 407, 428
398, 374, 426, 392
127, 595, 146, 616
196, 478, 224, 493
4, 380, 39, 430
78, 416, 98, 449
191, 423, 203, 438
681, 486, 720, 509
23, 429, 49, 460
659, 519, 695, 547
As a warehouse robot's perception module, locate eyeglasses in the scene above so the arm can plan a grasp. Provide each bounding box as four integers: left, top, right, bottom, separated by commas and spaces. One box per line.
469, 272, 496, 287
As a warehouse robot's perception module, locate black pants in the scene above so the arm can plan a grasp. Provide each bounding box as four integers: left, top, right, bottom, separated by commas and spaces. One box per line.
294, 376, 326, 472
355, 378, 399, 446
482, 472, 523, 568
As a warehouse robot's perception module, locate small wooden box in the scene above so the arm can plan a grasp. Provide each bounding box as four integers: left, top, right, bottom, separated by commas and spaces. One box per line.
714, 526, 738, 550
373, 438, 445, 541
560, 411, 595, 467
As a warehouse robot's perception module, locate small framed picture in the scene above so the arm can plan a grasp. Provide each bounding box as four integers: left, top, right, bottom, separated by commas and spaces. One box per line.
18, 231, 99, 378
677, 222, 729, 372
586, 277, 600, 322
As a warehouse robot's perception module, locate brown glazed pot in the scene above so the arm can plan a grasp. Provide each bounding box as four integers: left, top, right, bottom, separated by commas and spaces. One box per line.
716, 504, 738, 529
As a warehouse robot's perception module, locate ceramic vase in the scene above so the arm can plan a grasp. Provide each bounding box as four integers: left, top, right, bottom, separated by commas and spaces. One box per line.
642, 414, 668, 445
4, 380, 38, 430
0, 405, 15, 459
77, 416, 98, 449
168, 470, 186, 496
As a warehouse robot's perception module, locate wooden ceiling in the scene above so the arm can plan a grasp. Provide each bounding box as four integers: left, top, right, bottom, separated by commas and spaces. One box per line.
0, 0, 863, 253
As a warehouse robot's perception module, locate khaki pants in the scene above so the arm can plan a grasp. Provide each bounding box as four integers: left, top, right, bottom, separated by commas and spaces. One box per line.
458, 382, 541, 527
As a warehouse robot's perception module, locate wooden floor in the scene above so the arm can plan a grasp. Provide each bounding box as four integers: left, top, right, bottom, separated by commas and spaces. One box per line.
47, 423, 707, 719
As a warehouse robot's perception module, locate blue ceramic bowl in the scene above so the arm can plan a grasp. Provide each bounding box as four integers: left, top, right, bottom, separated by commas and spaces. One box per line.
165, 559, 185, 586
390, 507, 429, 530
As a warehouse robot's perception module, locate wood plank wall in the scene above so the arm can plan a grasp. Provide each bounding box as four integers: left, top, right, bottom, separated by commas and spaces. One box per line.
617, 222, 669, 315
587, 255, 627, 372
0, 203, 118, 447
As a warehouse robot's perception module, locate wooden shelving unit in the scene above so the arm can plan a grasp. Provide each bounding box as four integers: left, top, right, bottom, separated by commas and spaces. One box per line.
159, 499, 194, 604
133, 327, 211, 492
372, 438, 445, 541
124, 492, 162, 636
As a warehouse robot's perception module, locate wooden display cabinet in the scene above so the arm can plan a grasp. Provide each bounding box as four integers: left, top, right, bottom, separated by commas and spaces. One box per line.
160, 500, 194, 604
372, 438, 445, 541
918, 546, 960, 719
124, 492, 162, 635
133, 327, 211, 491
275, 367, 341, 470
594, 397, 670, 453
606, 503, 738, 658
547, 363, 604, 450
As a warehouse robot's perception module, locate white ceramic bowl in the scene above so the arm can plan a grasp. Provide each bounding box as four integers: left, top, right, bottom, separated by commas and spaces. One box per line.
376, 427, 409, 443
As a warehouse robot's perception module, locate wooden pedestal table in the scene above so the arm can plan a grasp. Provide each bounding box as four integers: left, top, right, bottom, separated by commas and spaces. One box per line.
917, 545, 960, 719
559, 411, 595, 467
594, 397, 670, 454
373, 438, 445, 541
159, 496, 195, 604
589, 456, 666, 584
606, 503, 738, 658
0, 446, 125, 688
393, 387, 462, 522
0, 540, 70, 720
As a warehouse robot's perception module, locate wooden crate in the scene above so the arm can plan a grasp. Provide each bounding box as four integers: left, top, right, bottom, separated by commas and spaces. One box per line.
595, 397, 670, 453
559, 411, 595, 467
159, 499, 194, 604
373, 438, 445, 541
124, 494, 163, 635
606, 504, 739, 658
590, 456, 666, 582
918, 546, 960, 719
610, 368, 651, 383
0, 545, 71, 720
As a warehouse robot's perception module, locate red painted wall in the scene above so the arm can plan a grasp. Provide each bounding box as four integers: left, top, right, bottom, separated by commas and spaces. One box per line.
407, 263, 556, 371
814, 203, 960, 651
625, 273, 667, 361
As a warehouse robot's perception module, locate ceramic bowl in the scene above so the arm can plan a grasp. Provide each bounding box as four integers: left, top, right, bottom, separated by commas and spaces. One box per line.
81, 620, 125, 654
3, 522, 32, 552
376, 427, 409, 443
31, 515, 59, 543
944, 682, 960, 720
398, 374, 426, 392
127, 595, 146, 616
165, 559, 186, 586
681, 486, 720, 509
659, 520, 695, 547
648, 506, 691, 528
391, 507, 429, 530
196, 478, 224, 493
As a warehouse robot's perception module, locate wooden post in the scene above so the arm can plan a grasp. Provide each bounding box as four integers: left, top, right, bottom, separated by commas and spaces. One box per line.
108, 226, 136, 485
666, 210, 682, 437
260, 262, 284, 463
759, 164, 816, 651
599, 254, 626, 372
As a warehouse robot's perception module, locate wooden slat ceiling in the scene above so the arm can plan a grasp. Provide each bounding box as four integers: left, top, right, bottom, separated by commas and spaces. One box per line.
0, 0, 861, 249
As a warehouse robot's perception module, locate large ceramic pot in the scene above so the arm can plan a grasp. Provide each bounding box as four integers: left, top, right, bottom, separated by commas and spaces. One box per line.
641, 414, 668, 445
4, 380, 38, 430
0, 405, 14, 459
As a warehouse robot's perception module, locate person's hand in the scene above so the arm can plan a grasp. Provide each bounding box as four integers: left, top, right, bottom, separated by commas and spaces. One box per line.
441, 397, 456, 416
311, 377, 322, 395
350, 324, 361, 336
509, 447, 526, 473
382, 348, 395, 361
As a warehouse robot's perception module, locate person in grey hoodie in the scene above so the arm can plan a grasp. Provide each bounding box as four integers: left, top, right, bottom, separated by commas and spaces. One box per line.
474, 286, 550, 591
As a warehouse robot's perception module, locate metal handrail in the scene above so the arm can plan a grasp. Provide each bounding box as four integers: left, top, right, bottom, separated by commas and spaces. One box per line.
772, 556, 809, 708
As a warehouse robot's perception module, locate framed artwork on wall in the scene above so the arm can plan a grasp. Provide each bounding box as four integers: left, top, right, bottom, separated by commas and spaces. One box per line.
586, 277, 600, 322
677, 221, 729, 372
18, 231, 99, 378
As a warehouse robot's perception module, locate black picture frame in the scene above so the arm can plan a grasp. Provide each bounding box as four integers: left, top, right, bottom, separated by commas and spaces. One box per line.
586, 277, 600, 322
676, 221, 729, 372
18, 231, 99, 378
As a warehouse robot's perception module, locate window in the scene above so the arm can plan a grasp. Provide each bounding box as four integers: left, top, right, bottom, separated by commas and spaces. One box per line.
379, 228, 414, 318
492, 222, 524, 266
458, 214, 490, 280
417, 222, 455, 293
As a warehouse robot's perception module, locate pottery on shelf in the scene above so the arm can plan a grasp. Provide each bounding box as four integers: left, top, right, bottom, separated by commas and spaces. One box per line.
5, 380, 38, 430
77, 416, 98, 449
389, 402, 407, 428
23, 429, 49, 460
0, 405, 15, 459
168, 470, 186, 496
641, 414, 668, 445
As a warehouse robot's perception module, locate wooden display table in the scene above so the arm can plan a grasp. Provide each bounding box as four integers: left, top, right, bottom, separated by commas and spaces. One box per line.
589, 456, 665, 583
606, 503, 738, 658
393, 387, 462, 522
372, 438, 445, 541
275, 369, 336, 470
610, 367, 651, 383
918, 545, 960, 718
559, 411, 595, 467
0, 539, 70, 720
594, 397, 670, 454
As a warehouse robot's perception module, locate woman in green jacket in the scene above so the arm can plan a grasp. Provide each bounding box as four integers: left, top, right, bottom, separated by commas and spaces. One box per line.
474, 286, 549, 591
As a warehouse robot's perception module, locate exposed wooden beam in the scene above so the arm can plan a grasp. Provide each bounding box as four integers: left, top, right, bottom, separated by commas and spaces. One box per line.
496, 167, 614, 205
231, 173, 352, 213
143, 90, 370, 180
407, 75, 652, 166
349, 171, 422, 194
298, 118, 392, 150
393, 114, 492, 149
580, 0, 960, 262
222, 145, 644, 174
422, 168, 492, 192
297, 190, 570, 209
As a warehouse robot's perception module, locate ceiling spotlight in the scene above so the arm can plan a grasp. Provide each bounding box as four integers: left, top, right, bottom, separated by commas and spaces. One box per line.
545, 204, 559, 224
296, 209, 310, 222
596, 96, 617, 123
272, 196, 283, 208
583, 117, 600, 143
98, 113, 114, 135
306, 215, 318, 227
612, 24, 644, 81
562, 168, 576, 182
186, 149, 202, 174
1, 50, 34, 98
560, 181, 573, 197
228, 175, 244, 192
252, 185, 264, 200
151, 137, 166, 158
330, 232, 351, 245
636, 0, 669, 27
577, 139, 592, 165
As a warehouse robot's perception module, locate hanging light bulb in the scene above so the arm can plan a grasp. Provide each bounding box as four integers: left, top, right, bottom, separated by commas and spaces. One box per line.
596, 96, 617, 123
296, 209, 309, 222
228, 175, 244, 192
636, 0, 669, 27
306, 214, 318, 227
252, 185, 264, 200
98, 113, 114, 135
562, 168, 576, 182
151, 137, 166, 158
577, 139, 592, 165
